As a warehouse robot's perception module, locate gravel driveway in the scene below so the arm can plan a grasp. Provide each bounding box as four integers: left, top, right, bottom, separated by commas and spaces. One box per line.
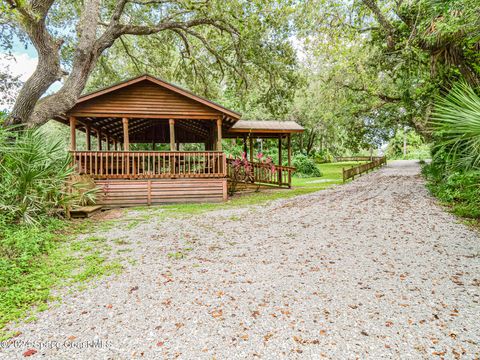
1, 160, 479, 359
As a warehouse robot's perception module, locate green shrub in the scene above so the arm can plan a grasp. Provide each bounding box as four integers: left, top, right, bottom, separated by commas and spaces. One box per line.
430, 82, 480, 171
293, 154, 322, 177
0, 127, 97, 225
422, 163, 480, 218
314, 150, 334, 163
421, 82, 480, 220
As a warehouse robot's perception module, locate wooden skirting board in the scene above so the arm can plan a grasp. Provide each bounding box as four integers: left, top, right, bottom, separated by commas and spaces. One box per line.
95, 178, 227, 207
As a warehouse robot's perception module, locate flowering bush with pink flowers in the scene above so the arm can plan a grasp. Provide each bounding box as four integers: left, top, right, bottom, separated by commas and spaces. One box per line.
228, 152, 276, 195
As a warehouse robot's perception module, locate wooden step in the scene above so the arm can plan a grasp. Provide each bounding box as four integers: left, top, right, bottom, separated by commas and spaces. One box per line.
70, 205, 103, 218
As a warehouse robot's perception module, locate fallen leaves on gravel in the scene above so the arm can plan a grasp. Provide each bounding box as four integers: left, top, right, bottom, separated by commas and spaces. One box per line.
251, 310, 260, 318
293, 336, 320, 345
263, 333, 273, 342
211, 309, 223, 319
22, 349, 37, 357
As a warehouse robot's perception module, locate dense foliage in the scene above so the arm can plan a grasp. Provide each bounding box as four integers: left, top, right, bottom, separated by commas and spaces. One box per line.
386, 129, 430, 160
0, 126, 97, 224
423, 82, 480, 219
293, 154, 322, 178
430, 83, 480, 171
290, 0, 480, 155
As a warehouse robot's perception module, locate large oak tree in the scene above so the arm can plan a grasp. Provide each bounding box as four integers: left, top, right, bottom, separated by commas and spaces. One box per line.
0, 0, 298, 127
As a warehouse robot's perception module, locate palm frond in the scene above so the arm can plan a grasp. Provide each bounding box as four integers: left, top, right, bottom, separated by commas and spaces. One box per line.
430, 82, 480, 170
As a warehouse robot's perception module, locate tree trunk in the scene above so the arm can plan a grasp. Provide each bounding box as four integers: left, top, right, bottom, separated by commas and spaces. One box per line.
27, 0, 103, 127
4, 0, 242, 128
6, 1, 64, 126
306, 131, 316, 156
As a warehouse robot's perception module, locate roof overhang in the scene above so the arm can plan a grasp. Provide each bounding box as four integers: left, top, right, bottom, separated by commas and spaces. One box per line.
225, 120, 304, 138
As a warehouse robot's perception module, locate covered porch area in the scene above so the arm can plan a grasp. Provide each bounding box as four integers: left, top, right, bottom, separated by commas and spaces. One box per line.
55, 75, 240, 205
68, 117, 227, 180
55, 74, 303, 206
225, 120, 304, 188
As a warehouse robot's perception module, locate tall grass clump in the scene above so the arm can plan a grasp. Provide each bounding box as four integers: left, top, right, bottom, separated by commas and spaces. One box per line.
423, 82, 480, 219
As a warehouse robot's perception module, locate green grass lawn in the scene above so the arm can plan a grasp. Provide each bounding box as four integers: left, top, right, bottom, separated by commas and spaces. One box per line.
144, 161, 367, 216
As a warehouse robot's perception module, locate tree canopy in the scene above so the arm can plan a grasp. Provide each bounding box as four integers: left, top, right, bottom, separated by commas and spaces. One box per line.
0, 0, 300, 126
1, 0, 479, 156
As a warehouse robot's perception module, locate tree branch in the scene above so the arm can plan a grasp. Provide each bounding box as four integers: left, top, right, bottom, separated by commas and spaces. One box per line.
342, 83, 401, 103
361, 0, 395, 48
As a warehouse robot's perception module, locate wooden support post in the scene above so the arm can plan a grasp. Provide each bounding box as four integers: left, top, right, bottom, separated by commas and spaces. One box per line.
69, 116, 76, 151
85, 123, 91, 151
278, 135, 283, 186
106, 134, 110, 151
114, 140, 118, 151
216, 118, 223, 151
169, 119, 175, 151
169, 119, 176, 175
97, 129, 102, 151
122, 118, 129, 151
243, 135, 247, 156
208, 124, 215, 150
287, 134, 291, 167
249, 136, 254, 162
287, 133, 291, 188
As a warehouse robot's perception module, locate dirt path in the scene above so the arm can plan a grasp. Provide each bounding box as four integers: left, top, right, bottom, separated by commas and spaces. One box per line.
1, 160, 479, 359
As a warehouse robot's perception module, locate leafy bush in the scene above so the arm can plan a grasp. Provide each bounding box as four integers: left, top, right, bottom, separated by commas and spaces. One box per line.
293, 154, 322, 177
420, 82, 480, 220
0, 127, 96, 224
423, 163, 480, 218
430, 82, 480, 170
313, 150, 334, 163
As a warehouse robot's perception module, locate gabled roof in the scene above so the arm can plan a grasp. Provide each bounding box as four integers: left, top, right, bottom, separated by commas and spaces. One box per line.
228, 120, 304, 134
76, 74, 241, 120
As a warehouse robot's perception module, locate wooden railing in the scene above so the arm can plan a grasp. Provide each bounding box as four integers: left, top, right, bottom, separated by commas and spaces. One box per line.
335, 156, 382, 162
227, 158, 295, 188
71, 151, 226, 179
342, 156, 387, 182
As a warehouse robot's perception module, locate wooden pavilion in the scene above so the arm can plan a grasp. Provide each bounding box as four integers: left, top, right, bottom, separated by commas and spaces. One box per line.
55, 74, 303, 206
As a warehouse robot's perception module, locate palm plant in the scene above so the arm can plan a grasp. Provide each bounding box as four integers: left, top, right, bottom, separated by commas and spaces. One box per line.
430, 82, 480, 170
0, 127, 97, 224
